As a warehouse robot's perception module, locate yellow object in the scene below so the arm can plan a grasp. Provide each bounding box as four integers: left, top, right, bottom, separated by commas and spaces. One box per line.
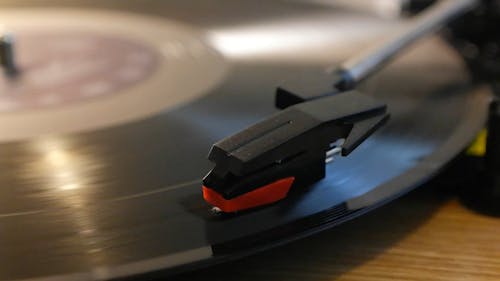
467, 129, 487, 157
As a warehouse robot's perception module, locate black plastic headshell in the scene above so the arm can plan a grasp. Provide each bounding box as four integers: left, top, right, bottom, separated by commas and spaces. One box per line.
203, 90, 389, 205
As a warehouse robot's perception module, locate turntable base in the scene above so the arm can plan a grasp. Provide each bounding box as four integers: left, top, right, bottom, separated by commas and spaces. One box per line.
178, 184, 500, 281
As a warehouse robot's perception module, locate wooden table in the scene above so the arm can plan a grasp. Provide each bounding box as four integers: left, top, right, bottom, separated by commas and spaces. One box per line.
178, 180, 500, 281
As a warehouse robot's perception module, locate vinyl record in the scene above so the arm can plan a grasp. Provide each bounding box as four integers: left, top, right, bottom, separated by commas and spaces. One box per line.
0, 1, 491, 280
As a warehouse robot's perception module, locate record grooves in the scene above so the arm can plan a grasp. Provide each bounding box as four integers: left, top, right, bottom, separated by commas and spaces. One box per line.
0, 1, 492, 280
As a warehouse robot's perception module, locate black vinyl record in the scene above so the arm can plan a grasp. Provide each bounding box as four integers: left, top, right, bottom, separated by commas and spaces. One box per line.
0, 1, 492, 280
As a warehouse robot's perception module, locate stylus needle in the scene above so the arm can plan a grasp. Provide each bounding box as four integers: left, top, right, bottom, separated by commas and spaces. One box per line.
202, 91, 389, 213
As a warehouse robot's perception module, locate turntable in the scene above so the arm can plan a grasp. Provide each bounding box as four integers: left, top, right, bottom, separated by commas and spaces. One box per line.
0, 0, 498, 280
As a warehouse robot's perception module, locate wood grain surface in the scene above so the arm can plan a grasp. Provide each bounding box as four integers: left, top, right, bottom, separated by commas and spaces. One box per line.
177, 169, 500, 281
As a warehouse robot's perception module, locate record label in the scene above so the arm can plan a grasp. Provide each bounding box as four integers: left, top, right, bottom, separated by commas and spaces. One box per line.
0, 9, 228, 142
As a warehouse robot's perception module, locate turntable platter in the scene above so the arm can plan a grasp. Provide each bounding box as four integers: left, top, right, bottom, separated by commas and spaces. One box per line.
0, 1, 491, 280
